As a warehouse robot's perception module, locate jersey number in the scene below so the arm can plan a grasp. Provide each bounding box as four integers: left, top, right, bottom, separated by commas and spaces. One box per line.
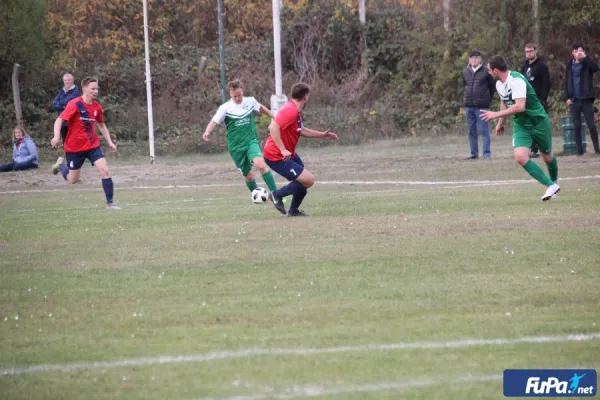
290, 168, 297, 176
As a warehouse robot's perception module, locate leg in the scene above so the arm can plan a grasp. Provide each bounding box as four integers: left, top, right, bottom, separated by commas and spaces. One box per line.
513, 125, 554, 188
253, 156, 278, 193
230, 149, 257, 192
89, 148, 117, 207
466, 108, 478, 158
477, 109, 491, 158
12, 162, 39, 171
581, 100, 600, 153
534, 118, 558, 184
570, 102, 584, 154
0, 162, 16, 172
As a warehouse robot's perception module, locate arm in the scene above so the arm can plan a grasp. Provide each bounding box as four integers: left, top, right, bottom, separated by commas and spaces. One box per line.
488, 74, 496, 100
22, 140, 39, 163
97, 123, 117, 151
300, 127, 338, 140
268, 120, 289, 156
582, 56, 599, 73
51, 117, 64, 148
480, 98, 526, 121
259, 103, 275, 119
539, 64, 551, 102
564, 64, 571, 102
202, 120, 218, 141
51, 93, 62, 112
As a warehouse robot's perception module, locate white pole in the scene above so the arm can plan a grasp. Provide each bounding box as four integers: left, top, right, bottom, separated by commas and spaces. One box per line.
143, 0, 155, 164
270, 0, 287, 116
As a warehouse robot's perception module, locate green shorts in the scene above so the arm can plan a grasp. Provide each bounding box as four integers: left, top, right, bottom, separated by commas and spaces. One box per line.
512, 118, 553, 153
229, 140, 263, 176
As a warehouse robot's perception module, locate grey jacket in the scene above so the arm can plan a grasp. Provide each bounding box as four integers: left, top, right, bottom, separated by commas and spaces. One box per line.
462, 64, 496, 109
13, 136, 39, 165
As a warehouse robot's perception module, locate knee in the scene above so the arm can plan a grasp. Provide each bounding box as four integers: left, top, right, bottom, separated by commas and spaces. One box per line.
303, 174, 315, 188
254, 158, 267, 172
99, 167, 110, 178
514, 155, 528, 166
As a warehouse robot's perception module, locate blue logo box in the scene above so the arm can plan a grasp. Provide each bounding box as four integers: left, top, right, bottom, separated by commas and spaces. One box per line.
504, 369, 597, 397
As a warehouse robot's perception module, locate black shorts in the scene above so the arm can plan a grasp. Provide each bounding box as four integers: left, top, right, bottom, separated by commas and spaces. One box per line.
265, 153, 305, 181
66, 147, 105, 170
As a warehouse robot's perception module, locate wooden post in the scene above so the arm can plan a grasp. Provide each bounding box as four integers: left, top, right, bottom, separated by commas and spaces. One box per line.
358, 0, 367, 80
12, 63, 22, 126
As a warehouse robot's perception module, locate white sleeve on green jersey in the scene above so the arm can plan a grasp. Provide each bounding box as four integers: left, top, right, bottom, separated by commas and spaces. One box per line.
248, 97, 261, 112
212, 104, 228, 124
509, 78, 526, 99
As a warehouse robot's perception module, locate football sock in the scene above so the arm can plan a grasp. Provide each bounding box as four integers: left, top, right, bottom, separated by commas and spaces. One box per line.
274, 180, 304, 198
262, 170, 278, 192
546, 156, 558, 183
245, 179, 258, 192
102, 178, 114, 204
523, 160, 554, 187
290, 186, 307, 211
59, 164, 69, 180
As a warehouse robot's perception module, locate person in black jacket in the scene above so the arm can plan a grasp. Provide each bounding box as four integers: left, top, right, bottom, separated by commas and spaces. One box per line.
521, 43, 551, 158
564, 42, 599, 155
462, 51, 496, 159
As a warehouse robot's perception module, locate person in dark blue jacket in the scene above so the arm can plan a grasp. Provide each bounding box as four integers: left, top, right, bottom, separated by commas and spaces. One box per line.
51, 73, 80, 144
0, 126, 39, 172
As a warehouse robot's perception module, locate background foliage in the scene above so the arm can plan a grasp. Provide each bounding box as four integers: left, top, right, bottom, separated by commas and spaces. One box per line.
0, 0, 599, 157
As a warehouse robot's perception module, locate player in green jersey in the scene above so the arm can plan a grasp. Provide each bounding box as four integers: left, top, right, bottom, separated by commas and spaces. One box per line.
481, 55, 560, 201
202, 80, 282, 209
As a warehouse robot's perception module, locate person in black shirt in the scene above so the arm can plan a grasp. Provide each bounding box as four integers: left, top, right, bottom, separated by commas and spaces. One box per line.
520, 43, 551, 158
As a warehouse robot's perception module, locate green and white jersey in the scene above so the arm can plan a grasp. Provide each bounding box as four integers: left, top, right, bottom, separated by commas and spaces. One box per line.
212, 96, 261, 152
496, 71, 548, 127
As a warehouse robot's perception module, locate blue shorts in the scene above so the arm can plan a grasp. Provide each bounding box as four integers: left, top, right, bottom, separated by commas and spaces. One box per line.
66, 147, 105, 170
265, 153, 305, 181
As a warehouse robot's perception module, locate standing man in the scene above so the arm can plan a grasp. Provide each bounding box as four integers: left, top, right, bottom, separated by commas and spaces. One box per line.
520, 43, 551, 158
51, 73, 80, 144
462, 50, 496, 159
263, 83, 338, 217
202, 79, 281, 210
564, 42, 599, 155
481, 55, 560, 201
51, 77, 120, 209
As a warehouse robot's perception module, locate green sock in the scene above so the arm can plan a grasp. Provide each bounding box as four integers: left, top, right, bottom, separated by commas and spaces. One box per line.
546, 156, 558, 183
262, 170, 278, 192
523, 160, 554, 186
245, 180, 258, 192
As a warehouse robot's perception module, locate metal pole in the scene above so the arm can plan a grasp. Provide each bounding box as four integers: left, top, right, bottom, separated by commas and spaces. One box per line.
270, 0, 287, 116
143, 0, 155, 164
217, 0, 227, 103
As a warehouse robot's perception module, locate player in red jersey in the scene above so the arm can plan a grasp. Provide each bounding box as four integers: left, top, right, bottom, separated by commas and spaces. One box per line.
50, 77, 120, 209
263, 83, 338, 216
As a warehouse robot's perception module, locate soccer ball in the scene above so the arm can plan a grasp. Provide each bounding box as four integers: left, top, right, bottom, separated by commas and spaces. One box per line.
251, 187, 269, 204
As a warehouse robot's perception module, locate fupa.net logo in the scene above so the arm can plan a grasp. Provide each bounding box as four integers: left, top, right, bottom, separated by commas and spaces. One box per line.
504, 369, 597, 397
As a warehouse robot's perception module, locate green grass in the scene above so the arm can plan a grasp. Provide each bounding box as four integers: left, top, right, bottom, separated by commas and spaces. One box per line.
1, 135, 599, 399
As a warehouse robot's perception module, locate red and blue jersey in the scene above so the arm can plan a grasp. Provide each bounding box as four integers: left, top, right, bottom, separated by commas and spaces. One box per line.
60, 97, 104, 153
263, 100, 303, 162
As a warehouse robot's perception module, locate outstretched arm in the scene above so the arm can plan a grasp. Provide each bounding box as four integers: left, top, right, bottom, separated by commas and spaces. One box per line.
481, 98, 525, 121
259, 104, 275, 119
300, 127, 338, 140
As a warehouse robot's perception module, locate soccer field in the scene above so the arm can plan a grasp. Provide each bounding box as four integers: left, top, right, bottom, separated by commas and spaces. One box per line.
1, 135, 599, 400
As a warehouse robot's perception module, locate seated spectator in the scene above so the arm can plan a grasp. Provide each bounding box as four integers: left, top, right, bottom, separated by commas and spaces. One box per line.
0, 126, 39, 172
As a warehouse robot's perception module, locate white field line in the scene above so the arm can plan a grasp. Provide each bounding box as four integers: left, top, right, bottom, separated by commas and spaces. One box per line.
1, 175, 599, 195
1, 333, 598, 377
195, 374, 504, 400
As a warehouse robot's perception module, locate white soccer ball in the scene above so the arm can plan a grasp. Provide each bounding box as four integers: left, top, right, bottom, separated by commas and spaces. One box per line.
251, 187, 269, 204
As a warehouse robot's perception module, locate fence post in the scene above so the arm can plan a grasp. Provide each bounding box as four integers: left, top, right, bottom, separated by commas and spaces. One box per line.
12, 63, 22, 126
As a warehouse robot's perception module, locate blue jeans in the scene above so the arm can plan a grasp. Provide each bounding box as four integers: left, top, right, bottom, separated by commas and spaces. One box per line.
0, 161, 38, 172
466, 107, 491, 158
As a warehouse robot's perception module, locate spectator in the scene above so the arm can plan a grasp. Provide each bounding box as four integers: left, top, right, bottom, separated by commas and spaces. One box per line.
520, 43, 551, 158
564, 42, 599, 155
0, 126, 39, 172
51, 73, 80, 144
462, 50, 496, 159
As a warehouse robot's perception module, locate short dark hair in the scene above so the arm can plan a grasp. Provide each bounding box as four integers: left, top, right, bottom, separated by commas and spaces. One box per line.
572, 42, 584, 51
81, 77, 98, 88
488, 55, 508, 72
227, 79, 243, 91
525, 43, 537, 50
290, 82, 310, 100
